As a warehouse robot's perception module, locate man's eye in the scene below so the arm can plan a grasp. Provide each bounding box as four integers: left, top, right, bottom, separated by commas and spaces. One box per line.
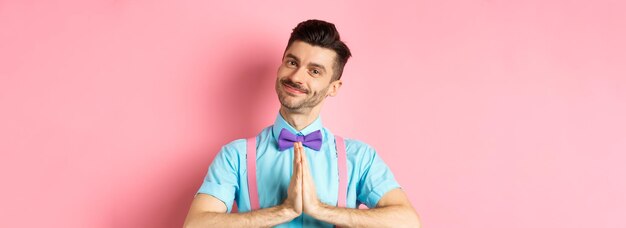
311, 69, 320, 74
287, 60, 297, 66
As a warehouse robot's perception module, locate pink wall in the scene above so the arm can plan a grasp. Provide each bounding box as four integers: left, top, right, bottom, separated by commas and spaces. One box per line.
1, 0, 625, 227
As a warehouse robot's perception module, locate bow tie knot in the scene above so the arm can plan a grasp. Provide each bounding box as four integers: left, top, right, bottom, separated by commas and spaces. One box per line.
277, 128, 322, 151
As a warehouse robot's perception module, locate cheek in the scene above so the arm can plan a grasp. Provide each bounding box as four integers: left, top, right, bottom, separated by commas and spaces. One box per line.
310, 83, 324, 93
277, 65, 289, 77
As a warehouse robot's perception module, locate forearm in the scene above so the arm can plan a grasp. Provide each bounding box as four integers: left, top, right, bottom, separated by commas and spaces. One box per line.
184, 204, 298, 228
310, 204, 421, 228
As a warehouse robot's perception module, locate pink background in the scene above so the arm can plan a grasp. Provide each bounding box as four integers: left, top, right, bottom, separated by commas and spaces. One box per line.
1, 0, 625, 227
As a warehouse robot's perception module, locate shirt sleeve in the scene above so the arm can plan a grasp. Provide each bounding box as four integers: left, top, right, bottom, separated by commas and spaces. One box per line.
353, 142, 401, 209
195, 139, 244, 213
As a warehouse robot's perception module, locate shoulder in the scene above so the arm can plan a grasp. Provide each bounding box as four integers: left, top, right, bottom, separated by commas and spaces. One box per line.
342, 137, 376, 153
219, 127, 272, 157
214, 138, 247, 164
222, 138, 247, 151
340, 137, 379, 162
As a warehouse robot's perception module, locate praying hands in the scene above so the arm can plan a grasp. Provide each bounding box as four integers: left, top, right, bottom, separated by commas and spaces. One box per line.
281, 142, 421, 227
281, 142, 324, 216
184, 141, 420, 228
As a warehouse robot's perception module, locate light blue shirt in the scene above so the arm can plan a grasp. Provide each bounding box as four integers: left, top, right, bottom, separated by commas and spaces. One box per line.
196, 113, 401, 227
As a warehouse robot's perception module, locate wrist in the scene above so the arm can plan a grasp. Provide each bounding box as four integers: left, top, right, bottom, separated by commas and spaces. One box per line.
306, 200, 327, 218
279, 203, 300, 219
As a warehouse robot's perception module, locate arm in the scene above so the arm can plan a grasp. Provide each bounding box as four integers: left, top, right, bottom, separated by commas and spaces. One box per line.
184, 142, 305, 228
307, 189, 421, 228
296, 143, 421, 228
183, 194, 298, 228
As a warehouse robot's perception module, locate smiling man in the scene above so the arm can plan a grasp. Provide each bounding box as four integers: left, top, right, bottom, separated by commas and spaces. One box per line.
184, 19, 421, 227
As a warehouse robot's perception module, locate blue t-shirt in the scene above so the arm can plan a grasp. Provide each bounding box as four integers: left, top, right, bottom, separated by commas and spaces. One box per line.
196, 113, 401, 227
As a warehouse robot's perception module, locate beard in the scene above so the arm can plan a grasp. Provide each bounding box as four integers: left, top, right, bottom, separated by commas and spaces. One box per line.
276, 78, 329, 111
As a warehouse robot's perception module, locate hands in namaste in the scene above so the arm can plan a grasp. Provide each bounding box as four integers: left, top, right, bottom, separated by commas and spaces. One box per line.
282, 142, 322, 216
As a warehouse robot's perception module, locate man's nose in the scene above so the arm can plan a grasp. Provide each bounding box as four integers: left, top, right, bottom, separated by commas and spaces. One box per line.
286, 67, 307, 84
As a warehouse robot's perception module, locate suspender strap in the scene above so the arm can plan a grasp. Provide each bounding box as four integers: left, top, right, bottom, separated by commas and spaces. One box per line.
335, 135, 347, 208
246, 137, 260, 210
246, 135, 347, 211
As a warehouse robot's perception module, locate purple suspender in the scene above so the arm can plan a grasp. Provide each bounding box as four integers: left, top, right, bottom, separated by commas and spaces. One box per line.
246, 136, 348, 210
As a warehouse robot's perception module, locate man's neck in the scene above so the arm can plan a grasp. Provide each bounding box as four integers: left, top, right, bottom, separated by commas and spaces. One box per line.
279, 107, 321, 131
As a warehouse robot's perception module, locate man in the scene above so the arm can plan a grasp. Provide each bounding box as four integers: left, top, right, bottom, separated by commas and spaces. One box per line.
184, 19, 421, 227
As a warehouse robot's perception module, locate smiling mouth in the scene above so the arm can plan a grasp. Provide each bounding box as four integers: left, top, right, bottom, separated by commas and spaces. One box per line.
282, 82, 307, 94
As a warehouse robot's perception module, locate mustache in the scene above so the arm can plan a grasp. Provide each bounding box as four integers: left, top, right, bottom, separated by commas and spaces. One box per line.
280, 79, 308, 93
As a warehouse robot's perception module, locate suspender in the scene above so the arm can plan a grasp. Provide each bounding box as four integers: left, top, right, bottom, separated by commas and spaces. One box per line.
246, 137, 260, 210
335, 135, 347, 208
246, 136, 348, 210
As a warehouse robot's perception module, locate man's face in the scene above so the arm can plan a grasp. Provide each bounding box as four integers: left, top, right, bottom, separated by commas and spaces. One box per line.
275, 41, 341, 112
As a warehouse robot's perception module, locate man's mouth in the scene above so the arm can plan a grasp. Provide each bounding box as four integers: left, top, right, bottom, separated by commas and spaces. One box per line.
282, 82, 307, 94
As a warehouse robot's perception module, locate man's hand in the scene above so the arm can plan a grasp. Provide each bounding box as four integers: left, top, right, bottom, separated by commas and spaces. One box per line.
299, 142, 323, 214
284, 142, 322, 217
184, 142, 309, 228
282, 142, 303, 217
277, 142, 420, 227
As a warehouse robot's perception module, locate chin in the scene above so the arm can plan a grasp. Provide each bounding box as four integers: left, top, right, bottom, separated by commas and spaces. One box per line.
279, 97, 304, 110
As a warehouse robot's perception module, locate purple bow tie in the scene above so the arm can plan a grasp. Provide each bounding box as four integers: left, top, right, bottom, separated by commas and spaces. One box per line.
277, 128, 323, 151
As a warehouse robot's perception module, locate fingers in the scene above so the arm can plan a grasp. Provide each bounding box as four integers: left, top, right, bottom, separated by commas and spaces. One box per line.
293, 142, 303, 186
296, 153, 302, 187
295, 163, 301, 190
299, 142, 310, 176
284, 142, 304, 215
293, 142, 301, 164
292, 142, 308, 182
289, 142, 301, 196
301, 143, 307, 166
299, 143, 315, 193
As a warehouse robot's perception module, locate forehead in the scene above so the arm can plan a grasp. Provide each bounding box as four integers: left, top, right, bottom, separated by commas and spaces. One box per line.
284, 41, 337, 68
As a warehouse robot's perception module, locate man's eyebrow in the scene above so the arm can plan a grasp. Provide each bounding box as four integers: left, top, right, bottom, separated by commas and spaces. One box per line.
308, 62, 327, 72
285, 53, 327, 73
285, 53, 300, 62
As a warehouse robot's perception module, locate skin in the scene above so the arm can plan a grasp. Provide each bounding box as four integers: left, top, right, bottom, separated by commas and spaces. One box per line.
184, 41, 421, 227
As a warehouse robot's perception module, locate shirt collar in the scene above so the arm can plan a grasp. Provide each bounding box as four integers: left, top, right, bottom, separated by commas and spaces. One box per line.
272, 112, 324, 143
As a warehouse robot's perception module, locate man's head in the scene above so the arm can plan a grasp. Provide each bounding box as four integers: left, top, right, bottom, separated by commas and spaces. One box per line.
275, 20, 352, 113
285, 20, 352, 81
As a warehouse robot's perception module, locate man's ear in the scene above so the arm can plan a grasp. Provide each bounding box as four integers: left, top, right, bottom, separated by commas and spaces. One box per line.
327, 80, 343, 97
